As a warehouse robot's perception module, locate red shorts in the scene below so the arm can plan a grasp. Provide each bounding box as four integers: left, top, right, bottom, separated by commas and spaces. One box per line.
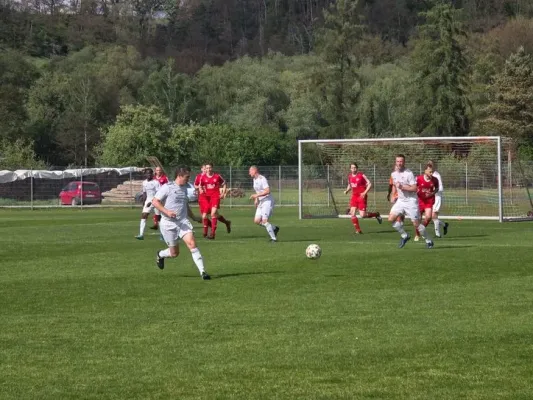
198, 195, 210, 214
349, 195, 367, 211
204, 194, 221, 211
419, 198, 435, 212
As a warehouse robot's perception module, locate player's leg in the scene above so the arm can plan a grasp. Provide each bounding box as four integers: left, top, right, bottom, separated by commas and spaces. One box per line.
410, 207, 433, 249
262, 201, 277, 241
414, 204, 424, 241
151, 208, 161, 230
350, 207, 362, 234
137, 199, 154, 239
389, 202, 410, 248
432, 195, 448, 237
208, 196, 221, 239
200, 196, 210, 238
180, 221, 210, 280
156, 221, 180, 269
358, 196, 382, 224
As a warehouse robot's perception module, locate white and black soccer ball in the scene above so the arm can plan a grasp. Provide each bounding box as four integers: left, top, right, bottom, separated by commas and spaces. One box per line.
306, 244, 322, 259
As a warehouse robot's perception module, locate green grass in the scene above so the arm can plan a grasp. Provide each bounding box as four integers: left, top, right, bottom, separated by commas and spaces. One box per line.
1, 208, 533, 399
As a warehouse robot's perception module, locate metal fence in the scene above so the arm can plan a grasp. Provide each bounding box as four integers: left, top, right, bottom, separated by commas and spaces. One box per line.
0, 164, 531, 212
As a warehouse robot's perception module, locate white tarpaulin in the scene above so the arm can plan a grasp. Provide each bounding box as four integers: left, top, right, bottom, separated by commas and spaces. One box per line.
0, 167, 142, 184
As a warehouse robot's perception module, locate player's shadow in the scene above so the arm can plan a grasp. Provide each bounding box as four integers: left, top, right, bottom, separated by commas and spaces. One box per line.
431, 245, 474, 249
450, 234, 489, 239
213, 271, 286, 279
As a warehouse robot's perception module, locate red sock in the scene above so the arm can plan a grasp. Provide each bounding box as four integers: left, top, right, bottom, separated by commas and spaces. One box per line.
211, 216, 218, 236
351, 217, 361, 232
152, 215, 159, 226
365, 212, 378, 218
218, 215, 228, 224
415, 227, 420, 236
202, 218, 209, 237
423, 219, 430, 227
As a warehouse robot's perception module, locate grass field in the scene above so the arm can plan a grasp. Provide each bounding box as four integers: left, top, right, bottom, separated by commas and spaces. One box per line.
1, 208, 533, 399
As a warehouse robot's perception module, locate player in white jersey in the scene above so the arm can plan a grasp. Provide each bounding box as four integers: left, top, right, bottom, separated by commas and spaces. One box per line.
151, 165, 210, 280
135, 168, 161, 240
388, 155, 434, 249
249, 165, 279, 242
427, 160, 449, 238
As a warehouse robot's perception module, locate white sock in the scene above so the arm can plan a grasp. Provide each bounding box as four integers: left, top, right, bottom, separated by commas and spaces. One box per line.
139, 219, 146, 236
190, 248, 205, 274
392, 221, 408, 238
418, 224, 431, 241
434, 219, 441, 235
158, 248, 171, 258
263, 222, 277, 240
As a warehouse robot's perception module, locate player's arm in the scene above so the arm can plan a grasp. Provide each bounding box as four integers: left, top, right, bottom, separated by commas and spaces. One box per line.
250, 185, 270, 200
151, 186, 173, 218
219, 178, 228, 198
187, 204, 201, 223
344, 182, 351, 195
397, 174, 417, 192
387, 181, 393, 201
361, 174, 372, 196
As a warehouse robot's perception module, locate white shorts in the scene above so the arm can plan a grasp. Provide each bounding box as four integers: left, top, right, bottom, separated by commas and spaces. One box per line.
390, 199, 420, 221
142, 198, 155, 214
255, 199, 274, 221
433, 194, 443, 213
160, 218, 193, 247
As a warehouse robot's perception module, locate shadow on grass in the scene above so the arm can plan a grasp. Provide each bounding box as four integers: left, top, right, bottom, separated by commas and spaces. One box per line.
213, 271, 286, 279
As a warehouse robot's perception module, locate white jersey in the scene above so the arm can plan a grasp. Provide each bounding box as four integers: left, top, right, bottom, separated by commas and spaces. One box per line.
391, 169, 417, 201
253, 175, 273, 203
154, 182, 190, 222
143, 179, 160, 201
432, 171, 444, 193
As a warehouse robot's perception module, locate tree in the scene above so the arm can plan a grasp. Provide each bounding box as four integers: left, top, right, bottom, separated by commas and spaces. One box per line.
315, 0, 365, 138
97, 105, 172, 166
0, 138, 46, 170
410, 1, 471, 136
140, 58, 195, 125
477, 46, 533, 148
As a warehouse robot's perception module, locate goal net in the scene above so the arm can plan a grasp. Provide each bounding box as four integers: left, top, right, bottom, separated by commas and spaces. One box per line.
298, 136, 533, 222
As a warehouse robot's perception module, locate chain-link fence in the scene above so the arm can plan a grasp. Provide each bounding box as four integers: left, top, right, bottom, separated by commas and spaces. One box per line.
0, 166, 300, 208
1, 164, 531, 217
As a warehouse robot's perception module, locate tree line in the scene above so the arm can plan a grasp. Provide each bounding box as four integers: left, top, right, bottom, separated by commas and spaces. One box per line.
1, 0, 533, 169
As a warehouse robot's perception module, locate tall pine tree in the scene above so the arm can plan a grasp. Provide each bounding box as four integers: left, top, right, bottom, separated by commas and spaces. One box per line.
411, 1, 470, 136
479, 46, 533, 149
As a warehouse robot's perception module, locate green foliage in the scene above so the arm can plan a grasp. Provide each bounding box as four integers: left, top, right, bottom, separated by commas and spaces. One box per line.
97, 105, 172, 166
0, 138, 46, 170
477, 46, 533, 147
169, 123, 296, 167
0, 50, 39, 140
410, 1, 471, 136
315, 0, 365, 137
140, 58, 196, 124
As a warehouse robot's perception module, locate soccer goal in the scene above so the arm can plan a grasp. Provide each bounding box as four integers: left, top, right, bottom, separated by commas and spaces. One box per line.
298, 136, 533, 222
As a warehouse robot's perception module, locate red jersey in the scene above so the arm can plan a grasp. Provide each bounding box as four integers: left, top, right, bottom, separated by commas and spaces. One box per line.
194, 173, 204, 189
416, 175, 439, 200
156, 174, 168, 185
348, 172, 369, 196
199, 173, 225, 197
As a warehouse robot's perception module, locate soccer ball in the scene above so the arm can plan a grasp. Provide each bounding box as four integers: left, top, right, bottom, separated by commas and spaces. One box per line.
306, 244, 322, 259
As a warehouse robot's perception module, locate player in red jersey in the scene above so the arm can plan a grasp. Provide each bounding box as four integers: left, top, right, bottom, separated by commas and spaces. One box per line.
343, 163, 382, 234
150, 166, 169, 229
193, 165, 211, 231
198, 163, 231, 239
414, 163, 439, 242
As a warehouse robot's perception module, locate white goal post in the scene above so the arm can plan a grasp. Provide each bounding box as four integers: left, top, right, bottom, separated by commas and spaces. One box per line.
298, 136, 533, 222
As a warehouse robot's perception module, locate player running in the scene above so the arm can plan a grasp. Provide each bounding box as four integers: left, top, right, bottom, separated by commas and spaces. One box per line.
150, 166, 169, 230
198, 163, 231, 239
135, 168, 161, 240
151, 166, 211, 280
427, 160, 449, 238
414, 164, 439, 243
343, 163, 382, 234
388, 154, 434, 249
249, 165, 280, 242
193, 164, 211, 231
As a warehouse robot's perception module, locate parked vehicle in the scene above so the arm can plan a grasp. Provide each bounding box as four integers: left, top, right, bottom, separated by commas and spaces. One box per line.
59, 181, 102, 206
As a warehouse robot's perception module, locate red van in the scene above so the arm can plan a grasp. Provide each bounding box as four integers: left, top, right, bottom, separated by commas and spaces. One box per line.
59, 181, 102, 206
